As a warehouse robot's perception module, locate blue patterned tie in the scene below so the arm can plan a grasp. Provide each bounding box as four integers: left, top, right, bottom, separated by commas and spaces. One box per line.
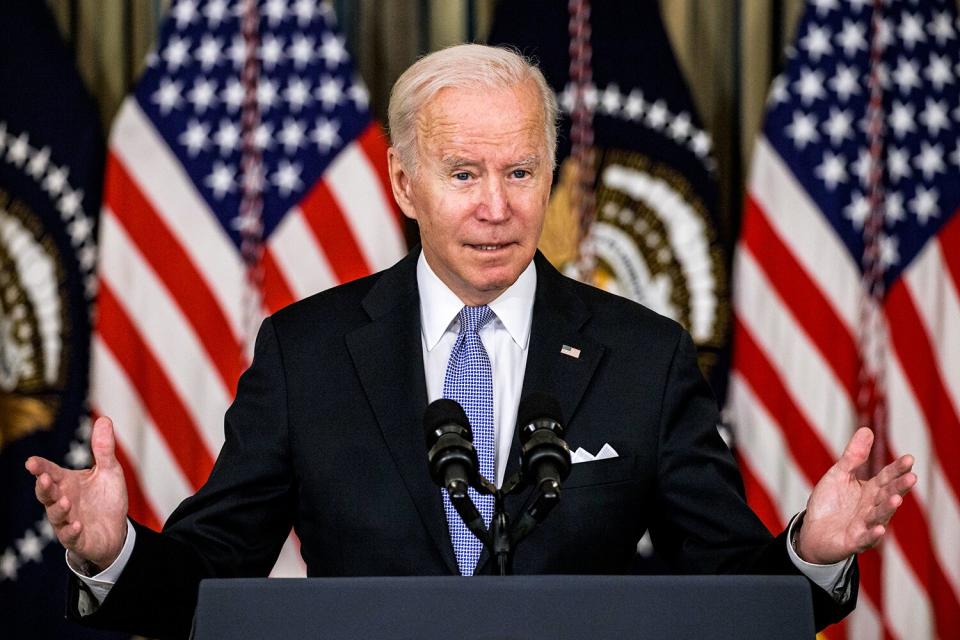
442, 305, 496, 576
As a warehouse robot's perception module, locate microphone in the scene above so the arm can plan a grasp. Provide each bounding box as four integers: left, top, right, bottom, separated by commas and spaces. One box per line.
517, 392, 571, 497
423, 398, 478, 499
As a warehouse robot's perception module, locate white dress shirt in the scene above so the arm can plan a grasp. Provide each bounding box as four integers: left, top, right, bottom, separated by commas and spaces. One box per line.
71, 252, 850, 605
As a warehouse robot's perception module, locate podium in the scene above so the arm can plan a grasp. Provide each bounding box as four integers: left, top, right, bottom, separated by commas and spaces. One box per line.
191, 575, 815, 639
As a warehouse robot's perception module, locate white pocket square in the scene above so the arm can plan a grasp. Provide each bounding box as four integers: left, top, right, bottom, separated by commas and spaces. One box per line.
570, 443, 619, 464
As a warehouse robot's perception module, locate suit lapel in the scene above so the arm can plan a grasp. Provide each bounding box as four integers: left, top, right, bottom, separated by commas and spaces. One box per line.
478, 253, 605, 573
345, 250, 459, 574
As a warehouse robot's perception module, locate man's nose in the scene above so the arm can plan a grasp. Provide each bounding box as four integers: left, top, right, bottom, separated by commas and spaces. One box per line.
478, 178, 509, 221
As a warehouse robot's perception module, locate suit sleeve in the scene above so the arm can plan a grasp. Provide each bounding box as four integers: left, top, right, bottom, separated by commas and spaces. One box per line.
68, 317, 295, 640
648, 328, 857, 631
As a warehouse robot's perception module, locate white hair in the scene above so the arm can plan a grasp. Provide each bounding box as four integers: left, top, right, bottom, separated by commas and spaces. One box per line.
387, 43, 558, 173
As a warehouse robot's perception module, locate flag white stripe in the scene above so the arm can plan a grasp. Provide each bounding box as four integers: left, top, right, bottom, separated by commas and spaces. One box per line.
848, 595, 883, 640
110, 100, 247, 340
887, 350, 960, 602
734, 248, 855, 459
99, 209, 229, 456
326, 143, 406, 272
903, 237, 960, 423
884, 538, 934, 640
267, 206, 338, 299
748, 138, 861, 329
726, 374, 811, 521
91, 338, 193, 519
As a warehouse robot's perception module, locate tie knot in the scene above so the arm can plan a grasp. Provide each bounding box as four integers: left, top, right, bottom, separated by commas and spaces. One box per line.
458, 305, 494, 334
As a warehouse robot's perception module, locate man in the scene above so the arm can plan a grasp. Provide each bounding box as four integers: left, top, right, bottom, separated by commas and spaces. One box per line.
27, 45, 916, 639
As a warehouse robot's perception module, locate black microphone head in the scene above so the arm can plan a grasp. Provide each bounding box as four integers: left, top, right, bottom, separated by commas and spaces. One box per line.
423, 398, 471, 447
516, 392, 564, 442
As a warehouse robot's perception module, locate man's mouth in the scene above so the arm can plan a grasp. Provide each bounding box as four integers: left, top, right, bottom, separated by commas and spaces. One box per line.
468, 243, 511, 251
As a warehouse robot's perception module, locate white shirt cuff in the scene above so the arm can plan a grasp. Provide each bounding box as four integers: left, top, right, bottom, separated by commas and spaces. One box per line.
785, 512, 854, 602
66, 519, 136, 612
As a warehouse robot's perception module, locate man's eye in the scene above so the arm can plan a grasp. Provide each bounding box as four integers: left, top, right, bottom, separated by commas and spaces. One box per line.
453, 172, 471, 181
511, 169, 530, 178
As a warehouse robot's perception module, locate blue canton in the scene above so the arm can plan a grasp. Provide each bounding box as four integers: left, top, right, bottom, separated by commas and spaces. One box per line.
134, 0, 371, 248
763, 0, 960, 288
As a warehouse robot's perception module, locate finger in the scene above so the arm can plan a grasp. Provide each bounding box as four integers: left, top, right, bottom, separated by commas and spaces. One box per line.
58, 520, 83, 549
874, 472, 918, 506
25, 456, 65, 482
90, 416, 119, 471
46, 496, 73, 527
836, 427, 874, 474
871, 454, 915, 487
866, 493, 904, 528
856, 524, 886, 552
34, 473, 61, 506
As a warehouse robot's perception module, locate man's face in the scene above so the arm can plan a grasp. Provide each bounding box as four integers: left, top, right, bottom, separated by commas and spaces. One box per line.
388, 81, 552, 306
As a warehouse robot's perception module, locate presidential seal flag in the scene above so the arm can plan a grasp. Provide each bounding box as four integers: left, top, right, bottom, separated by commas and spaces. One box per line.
92, 0, 405, 577
730, 0, 960, 638
0, 3, 116, 638
488, 0, 729, 397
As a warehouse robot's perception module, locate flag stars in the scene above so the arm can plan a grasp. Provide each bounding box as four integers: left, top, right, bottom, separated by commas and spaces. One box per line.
950, 140, 960, 168
214, 119, 240, 156
227, 35, 247, 69
202, 0, 230, 28
599, 84, 622, 116
924, 53, 953, 91
794, 67, 827, 105
311, 116, 341, 152
16, 531, 43, 564
221, 78, 244, 112
348, 82, 369, 111
67, 215, 94, 246
691, 130, 712, 158
852, 148, 872, 186
254, 122, 275, 151
914, 142, 945, 180
928, 10, 955, 45
829, 64, 862, 102
646, 100, 669, 130
284, 77, 313, 112
836, 20, 867, 58
623, 89, 645, 120
810, 0, 839, 16
171, 0, 198, 29
823, 107, 853, 145
885, 192, 906, 225
205, 162, 236, 199
892, 57, 921, 94
152, 78, 183, 114
257, 78, 279, 112
162, 35, 192, 72
319, 33, 348, 69
768, 74, 789, 105
26, 146, 50, 179
815, 151, 848, 189
287, 35, 316, 68
844, 192, 870, 229
888, 101, 916, 138
278, 118, 307, 153
43, 166, 68, 196
919, 98, 949, 136
187, 78, 218, 113
57, 188, 84, 219
669, 112, 692, 141
7, 133, 29, 167
786, 111, 821, 149
316, 75, 344, 110
195, 35, 223, 71
909, 185, 939, 224
271, 160, 303, 196
879, 234, 900, 268
263, 0, 289, 26
800, 25, 833, 61
887, 146, 912, 183
179, 119, 210, 156
293, 0, 319, 26
259, 34, 285, 70
0, 549, 17, 581
898, 13, 927, 50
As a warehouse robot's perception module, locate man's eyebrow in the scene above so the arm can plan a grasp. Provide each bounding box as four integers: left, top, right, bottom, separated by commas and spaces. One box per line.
510, 155, 541, 168
440, 156, 477, 170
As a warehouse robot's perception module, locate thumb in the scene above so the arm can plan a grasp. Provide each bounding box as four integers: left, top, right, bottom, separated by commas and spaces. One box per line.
836, 427, 873, 474
91, 416, 119, 471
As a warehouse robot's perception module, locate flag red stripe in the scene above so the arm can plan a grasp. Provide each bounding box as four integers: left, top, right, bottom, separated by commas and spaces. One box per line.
114, 441, 164, 532
732, 318, 836, 481
97, 283, 214, 490
854, 547, 895, 640
733, 451, 784, 534
261, 248, 297, 314
105, 154, 246, 395
297, 178, 371, 284
885, 282, 960, 498
936, 206, 960, 294
742, 197, 860, 399
356, 124, 404, 226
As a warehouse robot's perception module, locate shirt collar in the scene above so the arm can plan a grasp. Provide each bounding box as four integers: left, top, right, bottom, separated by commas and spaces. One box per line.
417, 251, 537, 352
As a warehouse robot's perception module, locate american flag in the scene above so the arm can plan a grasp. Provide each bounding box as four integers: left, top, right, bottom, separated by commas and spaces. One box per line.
729, 0, 960, 638
92, 0, 405, 576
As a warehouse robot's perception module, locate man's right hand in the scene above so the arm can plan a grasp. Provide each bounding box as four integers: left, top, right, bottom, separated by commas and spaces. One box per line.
26, 416, 129, 572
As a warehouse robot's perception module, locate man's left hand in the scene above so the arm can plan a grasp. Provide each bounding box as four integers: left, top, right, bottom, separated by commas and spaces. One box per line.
796, 427, 916, 565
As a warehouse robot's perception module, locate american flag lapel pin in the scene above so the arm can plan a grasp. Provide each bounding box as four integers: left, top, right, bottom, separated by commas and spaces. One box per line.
560, 344, 581, 359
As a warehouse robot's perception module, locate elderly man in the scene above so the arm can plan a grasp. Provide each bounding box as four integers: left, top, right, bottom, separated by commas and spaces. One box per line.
28, 44, 915, 639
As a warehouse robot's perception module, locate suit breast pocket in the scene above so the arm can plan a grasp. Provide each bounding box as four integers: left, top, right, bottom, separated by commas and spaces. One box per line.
563, 454, 635, 489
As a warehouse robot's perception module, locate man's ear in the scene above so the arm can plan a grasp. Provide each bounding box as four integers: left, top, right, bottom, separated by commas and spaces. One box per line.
387, 147, 418, 221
